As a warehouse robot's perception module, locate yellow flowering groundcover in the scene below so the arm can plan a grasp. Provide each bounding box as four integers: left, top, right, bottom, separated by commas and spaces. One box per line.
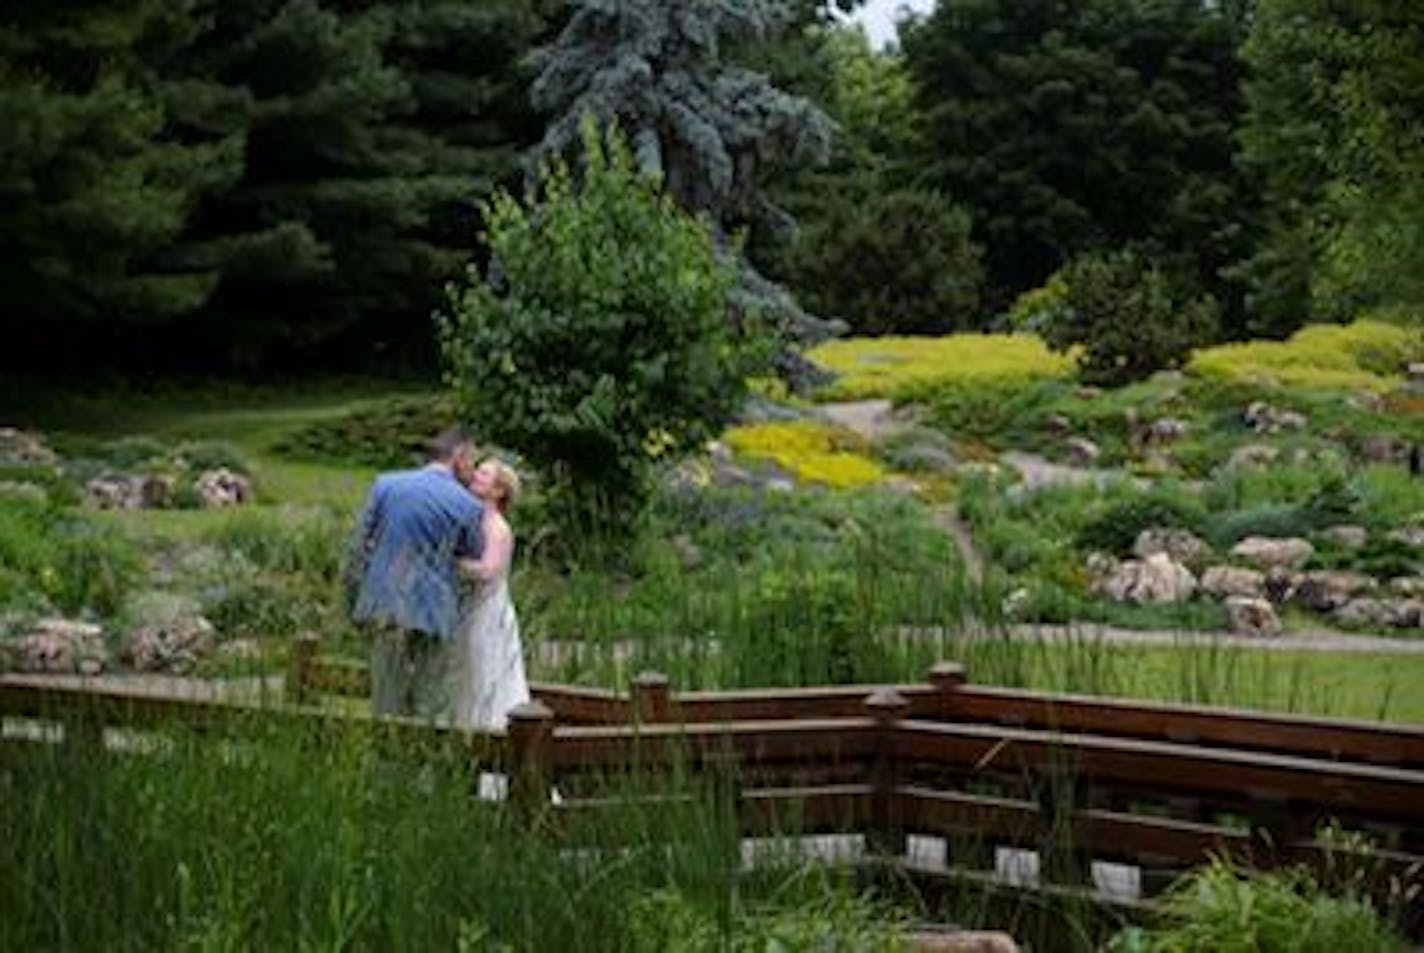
1189, 319, 1423, 391
723, 420, 885, 489
807, 333, 1074, 401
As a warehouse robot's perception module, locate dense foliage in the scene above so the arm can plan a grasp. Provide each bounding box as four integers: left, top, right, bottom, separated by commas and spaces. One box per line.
440, 122, 759, 552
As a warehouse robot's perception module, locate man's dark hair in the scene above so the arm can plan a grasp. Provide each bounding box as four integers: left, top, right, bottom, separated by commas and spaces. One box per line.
427, 427, 471, 462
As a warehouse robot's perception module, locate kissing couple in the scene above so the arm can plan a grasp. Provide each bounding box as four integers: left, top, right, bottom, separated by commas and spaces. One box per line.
344, 428, 529, 731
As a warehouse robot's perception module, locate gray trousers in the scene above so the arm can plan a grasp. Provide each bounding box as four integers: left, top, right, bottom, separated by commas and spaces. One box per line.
369, 625, 457, 720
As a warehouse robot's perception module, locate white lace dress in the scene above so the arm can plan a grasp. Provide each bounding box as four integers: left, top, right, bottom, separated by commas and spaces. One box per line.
452, 568, 530, 731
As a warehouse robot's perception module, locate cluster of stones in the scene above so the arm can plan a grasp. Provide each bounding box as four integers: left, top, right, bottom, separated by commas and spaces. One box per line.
83, 466, 253, 510
1088, 527, 1424, 636
2, 614, 260, 676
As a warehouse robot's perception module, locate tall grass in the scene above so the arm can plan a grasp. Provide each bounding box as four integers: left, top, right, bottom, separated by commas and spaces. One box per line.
0, 717, 907, 951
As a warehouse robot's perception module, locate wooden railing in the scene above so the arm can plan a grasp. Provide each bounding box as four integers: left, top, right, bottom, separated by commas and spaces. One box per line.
6, 642, 1424, 936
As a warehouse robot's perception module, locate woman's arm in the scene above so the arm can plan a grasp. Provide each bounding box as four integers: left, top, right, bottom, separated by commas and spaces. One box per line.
459, 517, 512, 581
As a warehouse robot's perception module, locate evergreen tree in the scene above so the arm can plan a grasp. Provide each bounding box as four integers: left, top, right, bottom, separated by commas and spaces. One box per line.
903, 0, 1250, 316
765, 26, 982, 333
526, 0, 839, 386
166, 0, 550, 369
0, 0, 238, 358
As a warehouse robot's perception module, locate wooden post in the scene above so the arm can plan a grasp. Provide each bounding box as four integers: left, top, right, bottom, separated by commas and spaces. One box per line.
286, 632, 320, 705
928, 661, 967, 718
865, 688, 910, 858
508, 700, 555, 819
632, 671, 671, 724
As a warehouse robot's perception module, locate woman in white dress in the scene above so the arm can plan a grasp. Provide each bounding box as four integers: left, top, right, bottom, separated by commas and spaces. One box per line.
453, 457, 530, 731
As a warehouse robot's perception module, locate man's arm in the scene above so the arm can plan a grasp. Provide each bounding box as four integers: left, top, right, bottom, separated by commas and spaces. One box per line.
341, 479, 384, 612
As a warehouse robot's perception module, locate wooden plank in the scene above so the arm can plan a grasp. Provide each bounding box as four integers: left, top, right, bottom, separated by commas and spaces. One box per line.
529, 682, 629, 724
950, 686, 1424, 767
548, 719, 879, 770
898, 720, 1424, 820
673, 684, 941, 723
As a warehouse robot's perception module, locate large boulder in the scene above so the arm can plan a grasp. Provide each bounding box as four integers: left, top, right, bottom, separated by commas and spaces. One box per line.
119, 615, 216, 673
0, 427, 58, 465
194, 468, 253, 508
1200, 565, 1266, 600
1230, 536, 1315, 570
1335, 598, 1424, 630
5, 618, 106, 674
84, 473, 174, 510
1318, 525, 1368, 550
1133, 528, 1210, 565
1224, 596, 1282, 637
1291, 570, 1377, 612
1097, 553, 1197, 604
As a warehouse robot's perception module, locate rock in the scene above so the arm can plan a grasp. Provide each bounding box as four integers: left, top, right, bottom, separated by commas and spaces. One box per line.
1386, 526, 1424, 549
1133, 528, 1210, 565
1318, 525, 1368, 550
1362, 434, 1410, 463
1264, 566, 1302, 604
1349, 391, 1387, 413
1291, 570, 1377, 612
119, 615, 215, 673
1230, 536, 1315, 570
1146, 417, 1191, 443
83, 473, 174, 510
6, 618, 106, 674
1224, 596, 1282, 637
738, 395, 810, 424
1388, 577, 1424, 597
0, 427, 58, 465
905, 931, 1020, 953
1335, 598, 1424, 630
84, 473, 144, 509
1406, 362, 1424, 393
194, 468, 253, 508
1098, 553, 1197, 604
1064, 437, 1101, 466
1043, 413, 1074, 435
1200, 565, 1266, 600
1243, 401, 1307, 433
1224, 443, 1279, 470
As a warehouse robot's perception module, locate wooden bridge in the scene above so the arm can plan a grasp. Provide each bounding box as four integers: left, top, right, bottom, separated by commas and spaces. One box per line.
4, 639, 1423, 938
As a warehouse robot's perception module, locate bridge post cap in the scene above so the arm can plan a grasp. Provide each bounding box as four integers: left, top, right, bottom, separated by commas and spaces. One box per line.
928, 662, 967, 686
864, 687, 910, 712
632, 671, 670, 688
507, 700, 554, 722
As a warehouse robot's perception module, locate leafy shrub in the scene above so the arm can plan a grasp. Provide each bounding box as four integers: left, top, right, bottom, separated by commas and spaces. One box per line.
1110, 858, 1406, 952
440, 120, 759, 553
1043, 248, 1217, 387
1076, 491, 1209, 556
0, 497, 143, 617
272, 395, 457, 469
923, 377, 1068, 446
807, 332, 1072, 402
172, 441, 251, 475
1208, 503, 1314, 547
723, 421, 885, 488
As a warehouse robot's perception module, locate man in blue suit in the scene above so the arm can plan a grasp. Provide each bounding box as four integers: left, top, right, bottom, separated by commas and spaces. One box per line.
345, 428, 484, 718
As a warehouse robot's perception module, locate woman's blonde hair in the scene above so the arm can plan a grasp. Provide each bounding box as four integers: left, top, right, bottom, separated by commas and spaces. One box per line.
482, 458, 520, 514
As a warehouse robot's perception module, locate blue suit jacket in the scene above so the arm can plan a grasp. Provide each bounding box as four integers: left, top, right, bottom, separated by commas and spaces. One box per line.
346, 465, 484, 640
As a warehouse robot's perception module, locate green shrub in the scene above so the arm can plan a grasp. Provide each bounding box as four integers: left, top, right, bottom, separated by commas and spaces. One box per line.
1111, 858, 1406, 952
1209, 503, 1314, 547
440, 120, 761, 555
1076, 491, 1209, 557
0, 497, 144, 617
1043, 248, 1217, 387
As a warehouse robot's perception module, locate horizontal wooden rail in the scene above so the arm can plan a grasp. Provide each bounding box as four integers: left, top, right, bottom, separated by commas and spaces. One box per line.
299, 649, 1424, 770
895, 719, 1424, 821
